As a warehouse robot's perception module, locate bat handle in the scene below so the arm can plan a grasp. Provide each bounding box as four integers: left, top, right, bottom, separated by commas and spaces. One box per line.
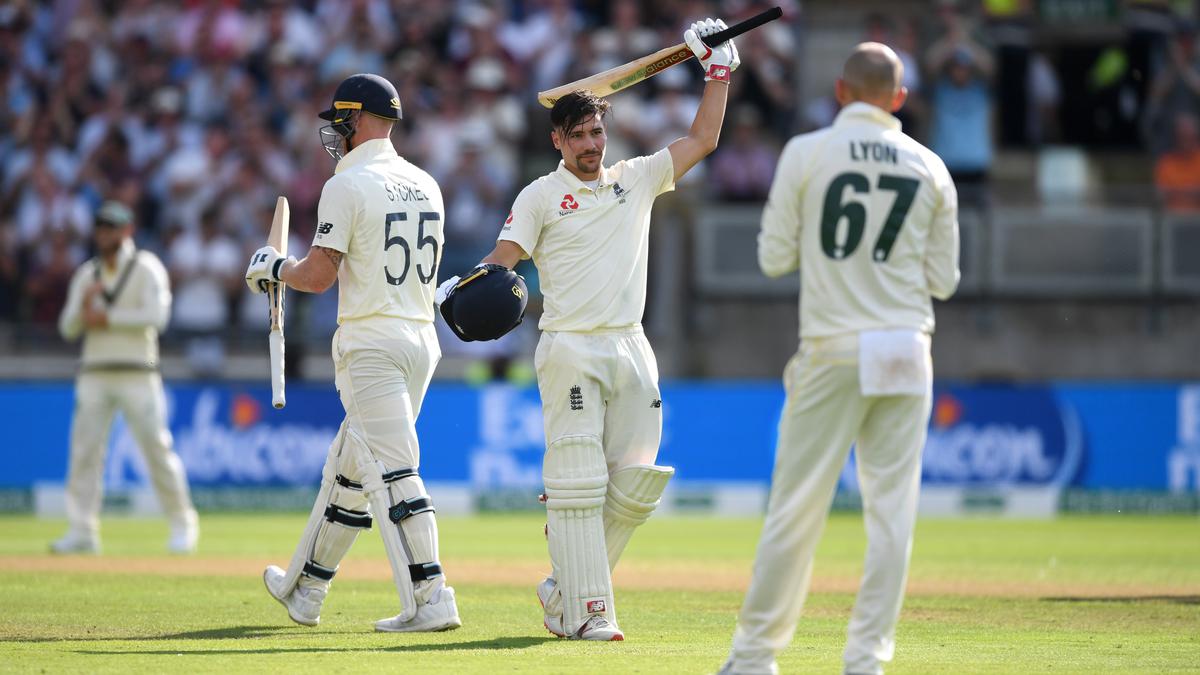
269, 328, 286, 409
702, 6, 783, 48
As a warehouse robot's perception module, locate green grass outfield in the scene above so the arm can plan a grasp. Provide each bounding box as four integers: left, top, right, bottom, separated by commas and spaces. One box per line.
1, 513, 1197, 673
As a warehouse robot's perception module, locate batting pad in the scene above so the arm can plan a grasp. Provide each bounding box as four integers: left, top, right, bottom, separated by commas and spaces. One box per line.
382, 467, 443, 605
543, 434, 614, 634
604, 464, 674, 570
279, 425, 372, 596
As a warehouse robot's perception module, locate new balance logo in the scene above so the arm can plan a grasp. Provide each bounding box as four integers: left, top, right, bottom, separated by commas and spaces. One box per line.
569, 386, 583, 411
586, 599, 606, 614
317, 222, 334, 235
650, 399, 662, 409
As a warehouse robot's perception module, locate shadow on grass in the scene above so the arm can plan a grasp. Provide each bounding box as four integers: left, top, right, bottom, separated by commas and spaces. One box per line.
1042, 595, 1200, 605
1, 625, 295, 644
73, 635, 555, 656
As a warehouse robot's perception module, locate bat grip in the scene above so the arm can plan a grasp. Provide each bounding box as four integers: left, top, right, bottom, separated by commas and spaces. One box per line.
702, 6, 782, 48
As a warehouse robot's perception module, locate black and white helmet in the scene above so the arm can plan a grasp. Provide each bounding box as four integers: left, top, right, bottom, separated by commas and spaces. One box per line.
317, 73, 402, 159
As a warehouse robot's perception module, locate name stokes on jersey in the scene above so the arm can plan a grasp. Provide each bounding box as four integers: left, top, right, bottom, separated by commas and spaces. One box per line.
849, 140, 898, 165
384, 180, 429, 203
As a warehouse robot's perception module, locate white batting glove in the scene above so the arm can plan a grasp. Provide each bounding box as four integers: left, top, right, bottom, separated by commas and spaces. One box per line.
435, 275, 460, 307
245, 245, 292, 294
685, 18, 740, 82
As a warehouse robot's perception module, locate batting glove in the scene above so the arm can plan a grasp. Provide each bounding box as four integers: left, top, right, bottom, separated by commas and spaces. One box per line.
435, 275, 460, 308
245, 245, 293, 294
685, 18, 741, 82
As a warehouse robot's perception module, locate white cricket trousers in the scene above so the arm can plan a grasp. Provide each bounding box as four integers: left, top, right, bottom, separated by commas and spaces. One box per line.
66, 371, 196, 538
729, 335, 931, 675
332, 318, 439, 473
534, 327, 663, 469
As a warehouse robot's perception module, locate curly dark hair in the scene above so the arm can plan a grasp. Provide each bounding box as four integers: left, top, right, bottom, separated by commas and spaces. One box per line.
549, 91, 612, 135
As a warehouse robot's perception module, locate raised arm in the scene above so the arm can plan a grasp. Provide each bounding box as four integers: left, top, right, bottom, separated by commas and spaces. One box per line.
668, 18, 739, 182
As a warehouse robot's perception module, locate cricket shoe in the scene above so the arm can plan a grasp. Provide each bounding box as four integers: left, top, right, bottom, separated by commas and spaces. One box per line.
536, 576, 566, 637
570, 615, 624, 641
167, 521, 198, 554
50, 533, 99, 555
263, 565, 324, 627
374, 585, 462, 633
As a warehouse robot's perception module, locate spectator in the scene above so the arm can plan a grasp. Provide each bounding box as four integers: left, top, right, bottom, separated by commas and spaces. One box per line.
166, 207, 242, 375
1145, 23, 1200, 156
926, 5, 995, 207
24, 226, 82, 329
1155, 113, 1200, 212
14, 164, 91, 252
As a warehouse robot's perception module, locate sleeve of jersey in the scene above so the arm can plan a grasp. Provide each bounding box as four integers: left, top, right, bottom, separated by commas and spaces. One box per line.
758, 139, 804, 278
313, 177, 355, 253
647, 147, 675, 196
925, 168, 961, 300
497, 184, 541, 259
57, 266, 88, 342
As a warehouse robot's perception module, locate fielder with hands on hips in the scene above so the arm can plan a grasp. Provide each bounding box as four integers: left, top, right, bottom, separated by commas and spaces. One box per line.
54, 200, 199, 555
718, 43, 960, 675
245, 73, 460, 633
437, 18, 738, 641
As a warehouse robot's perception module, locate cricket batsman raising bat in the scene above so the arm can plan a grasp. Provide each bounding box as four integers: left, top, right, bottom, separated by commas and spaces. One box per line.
436, 16, 741, 641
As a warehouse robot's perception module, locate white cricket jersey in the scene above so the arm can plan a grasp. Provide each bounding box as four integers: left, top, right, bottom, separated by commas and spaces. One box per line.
759, 102, 960, 338
314, 138, 445, 325
59, 239, 171, 368
499, 148, 675, 332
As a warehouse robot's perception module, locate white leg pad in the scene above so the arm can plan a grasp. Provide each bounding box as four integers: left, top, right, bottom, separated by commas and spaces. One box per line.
543, 434, 614, 635
278, 426, 372, 596
604, 464, 674, 570
344, 427, 444, 621
381, 467, 444, 605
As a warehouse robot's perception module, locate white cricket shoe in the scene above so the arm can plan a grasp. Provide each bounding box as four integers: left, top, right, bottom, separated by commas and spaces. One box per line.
571, 615, 624, 641
50, 532, 99, 555
167, 522, 198, 554
537, 577, 623, 641
263, 565, 324, 627
374, 585, 462, 633
537, 576, 567, 637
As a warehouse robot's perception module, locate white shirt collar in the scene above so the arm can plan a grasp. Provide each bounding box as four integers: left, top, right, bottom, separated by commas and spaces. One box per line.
335, 138, 397, 174
834, 102, 902, 132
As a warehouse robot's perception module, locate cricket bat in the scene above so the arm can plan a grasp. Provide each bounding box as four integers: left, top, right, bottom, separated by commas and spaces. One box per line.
537, 6, 782, 108
267, 196, 289, 409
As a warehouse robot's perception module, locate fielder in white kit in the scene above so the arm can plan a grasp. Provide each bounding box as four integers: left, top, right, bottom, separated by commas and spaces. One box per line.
720, 43, 960, 675
441, 18, 738, 642
246, 73, 459, 633
53, 200, 199, 555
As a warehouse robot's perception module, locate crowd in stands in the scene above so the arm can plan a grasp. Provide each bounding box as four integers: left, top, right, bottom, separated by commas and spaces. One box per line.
0, 0, 1196, 375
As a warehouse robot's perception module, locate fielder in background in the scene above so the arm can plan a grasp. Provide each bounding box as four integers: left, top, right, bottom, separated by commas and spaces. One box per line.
719, 43, 960, 675
53, 201, 199, 555
245, 73, 459, 633
438, 18, 739, 641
